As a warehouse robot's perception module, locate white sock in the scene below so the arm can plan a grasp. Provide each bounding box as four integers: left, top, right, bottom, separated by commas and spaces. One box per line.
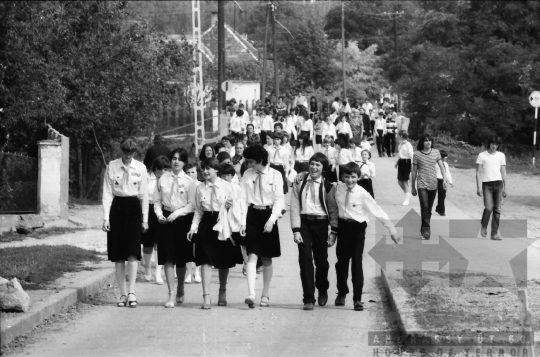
143, 253, 152, 274
246, 262, 257, 296
262, 264, 273, 298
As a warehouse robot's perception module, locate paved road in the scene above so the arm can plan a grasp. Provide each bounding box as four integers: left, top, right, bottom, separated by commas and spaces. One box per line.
10, 195, 393, 357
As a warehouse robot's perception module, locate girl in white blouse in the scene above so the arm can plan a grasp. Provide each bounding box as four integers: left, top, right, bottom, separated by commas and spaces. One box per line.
358, 150, 376, 198
321, 114, 337, 143
297, 106, 314, 144
187, 158, 242, 309
395, 130, 415, 206
293, 132, 315, 174
332, 137, 353, 182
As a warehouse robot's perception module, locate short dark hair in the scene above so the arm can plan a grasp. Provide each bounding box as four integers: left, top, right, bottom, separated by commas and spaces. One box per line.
334, 138, 346, 148
169, 147, 188, 164
273, 131, 283, 142
240, 160, 250, 176
120, 137, 138, 153
342, 162, 361, 176
274, 122, 283, 129
309, 152, 329, 173
335, 97, 340, 102
216, 151, 231, 164
243, 144, 269, 166
199, 143, 215, 161
222, 135, 235, 144
265, 131, 274, 140
220, 164, 236, 177
264, 108, 270, 115
201, 157, 221, 174
399, 130, 409, 140
236, 109, 244, 117
486, 135, 502, 150
417, 133, 435, 151
246, 124, 254, 131
213, 142, 225, 153
183, 162, 199, 173
151, 156, 171, 171
439, 150, 448, 159
349, 137, 360, 146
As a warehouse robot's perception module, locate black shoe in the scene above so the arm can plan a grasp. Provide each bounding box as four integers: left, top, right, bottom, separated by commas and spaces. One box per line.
318, 291, 328, 306
354, 301, 364, 311
422, 230, 431, 240
303, 303, 314, 310
335, 294, 346, 306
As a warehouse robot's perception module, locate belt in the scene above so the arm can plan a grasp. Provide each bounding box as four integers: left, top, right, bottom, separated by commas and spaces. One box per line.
301, 214, 328, 221
339, 217, 358, 223
203, 210, 220, 214
249, 204, 273, 210
149, 201, 154, 205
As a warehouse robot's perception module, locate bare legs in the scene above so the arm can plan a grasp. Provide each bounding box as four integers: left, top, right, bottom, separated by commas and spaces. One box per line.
398, 179, 411, 205
199, 264, 229, 308
115, 256, 138, 305
142, 246, 153, 280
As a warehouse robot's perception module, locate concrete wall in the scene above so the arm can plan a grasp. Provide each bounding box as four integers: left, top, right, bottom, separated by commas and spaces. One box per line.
37, 127, 69, 220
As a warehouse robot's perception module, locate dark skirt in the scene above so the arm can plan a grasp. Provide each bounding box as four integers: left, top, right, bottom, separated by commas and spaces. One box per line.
270, 163, 288, 194
358, 178, 374, 199
246, 206, 281, 258
315, 134, 322, 145
107, 196, 142, 262
157, 210, 194, 266
397, 159, 412, 181
141, 204, 159, 248
195, 212, 243, 269
300, 130, 312, 145
338, 133, 350, 148
294, 161, 309, 174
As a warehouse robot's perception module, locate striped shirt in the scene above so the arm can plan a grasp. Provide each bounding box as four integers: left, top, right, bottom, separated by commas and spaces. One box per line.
386, 119, 397, 134
413, 149, 442, 190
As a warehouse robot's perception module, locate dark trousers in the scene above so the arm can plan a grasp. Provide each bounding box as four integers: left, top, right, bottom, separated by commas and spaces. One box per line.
336, 219, 367, 302
376, 130, 385, 156
418, 188, 437, 234
338, 133, 350, 148
298, 217, 330, 304
481, 180, 503, 234
384, 133, 396, 156
435, 179, 446, 215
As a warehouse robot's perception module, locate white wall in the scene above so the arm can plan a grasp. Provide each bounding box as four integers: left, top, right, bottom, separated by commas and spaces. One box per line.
225, 81, 260, 105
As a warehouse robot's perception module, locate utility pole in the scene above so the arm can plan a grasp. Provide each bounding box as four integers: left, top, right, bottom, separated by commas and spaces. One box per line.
218, 1, 226, 114
271, 2, 279, 101
341, 0, 346, 100
261, 3, 270, 102
393, 11, 399, 111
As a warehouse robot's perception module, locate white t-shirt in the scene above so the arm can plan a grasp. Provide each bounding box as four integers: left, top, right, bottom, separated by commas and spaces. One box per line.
476, 151, 506, 182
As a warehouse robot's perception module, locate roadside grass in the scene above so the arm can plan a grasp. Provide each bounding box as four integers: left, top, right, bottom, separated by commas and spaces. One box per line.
68, 196, 101, 207
0, 227, 86, 243
399, 269, 535, 333
0, 245, 103, 290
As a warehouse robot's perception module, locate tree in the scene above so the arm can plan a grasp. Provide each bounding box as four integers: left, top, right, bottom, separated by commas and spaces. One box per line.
0, 1, 193, 197
331, 42, 387, 101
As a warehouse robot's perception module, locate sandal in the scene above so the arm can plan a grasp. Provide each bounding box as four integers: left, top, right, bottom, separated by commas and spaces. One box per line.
218, 289, 227, 307
244, 294, 255, 309
201, 294, 211, 310
117, 295, 128, 307
260, 296, 270, 307
127, 293, 137, 308
165, 293, 175, 308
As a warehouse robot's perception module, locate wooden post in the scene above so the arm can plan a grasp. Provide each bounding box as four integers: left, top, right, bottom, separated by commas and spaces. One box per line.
341, 0, 346, 99
218, 0, 226, 115
271, 2, 279, 101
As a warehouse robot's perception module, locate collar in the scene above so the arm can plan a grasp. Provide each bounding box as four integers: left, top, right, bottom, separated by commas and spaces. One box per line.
258, 165, 270, 175
205, 177, 222, 189
149, 172, 157, 180
307, 175, 322, 184
171, 170, 186, 179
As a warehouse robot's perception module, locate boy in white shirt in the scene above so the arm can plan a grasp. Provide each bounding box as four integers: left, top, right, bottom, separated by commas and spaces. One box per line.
435, 150, 454, 217
360, 134, 371, 151
327, 162, 400, 310
348, 137, 363, 165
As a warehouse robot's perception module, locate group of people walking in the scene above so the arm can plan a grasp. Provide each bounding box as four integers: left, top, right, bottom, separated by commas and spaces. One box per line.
102, 94, 507, 311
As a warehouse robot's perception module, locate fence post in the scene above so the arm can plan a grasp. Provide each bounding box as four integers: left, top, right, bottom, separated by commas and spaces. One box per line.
38, 128, 69, 219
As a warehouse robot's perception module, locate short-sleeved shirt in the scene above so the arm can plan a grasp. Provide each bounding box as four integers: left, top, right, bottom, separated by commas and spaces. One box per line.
476, 151, 506, 182
413, 149, 442, 190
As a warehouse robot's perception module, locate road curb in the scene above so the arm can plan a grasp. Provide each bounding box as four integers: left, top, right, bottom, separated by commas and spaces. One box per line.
1, 263, 115, 347
379, 268, 425, 342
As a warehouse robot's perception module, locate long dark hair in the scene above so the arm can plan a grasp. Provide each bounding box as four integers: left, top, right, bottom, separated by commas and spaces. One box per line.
310, 96, 318, 112
417, 133, 435, 151
198, 143, 215, 162
295, 132, 310, 155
